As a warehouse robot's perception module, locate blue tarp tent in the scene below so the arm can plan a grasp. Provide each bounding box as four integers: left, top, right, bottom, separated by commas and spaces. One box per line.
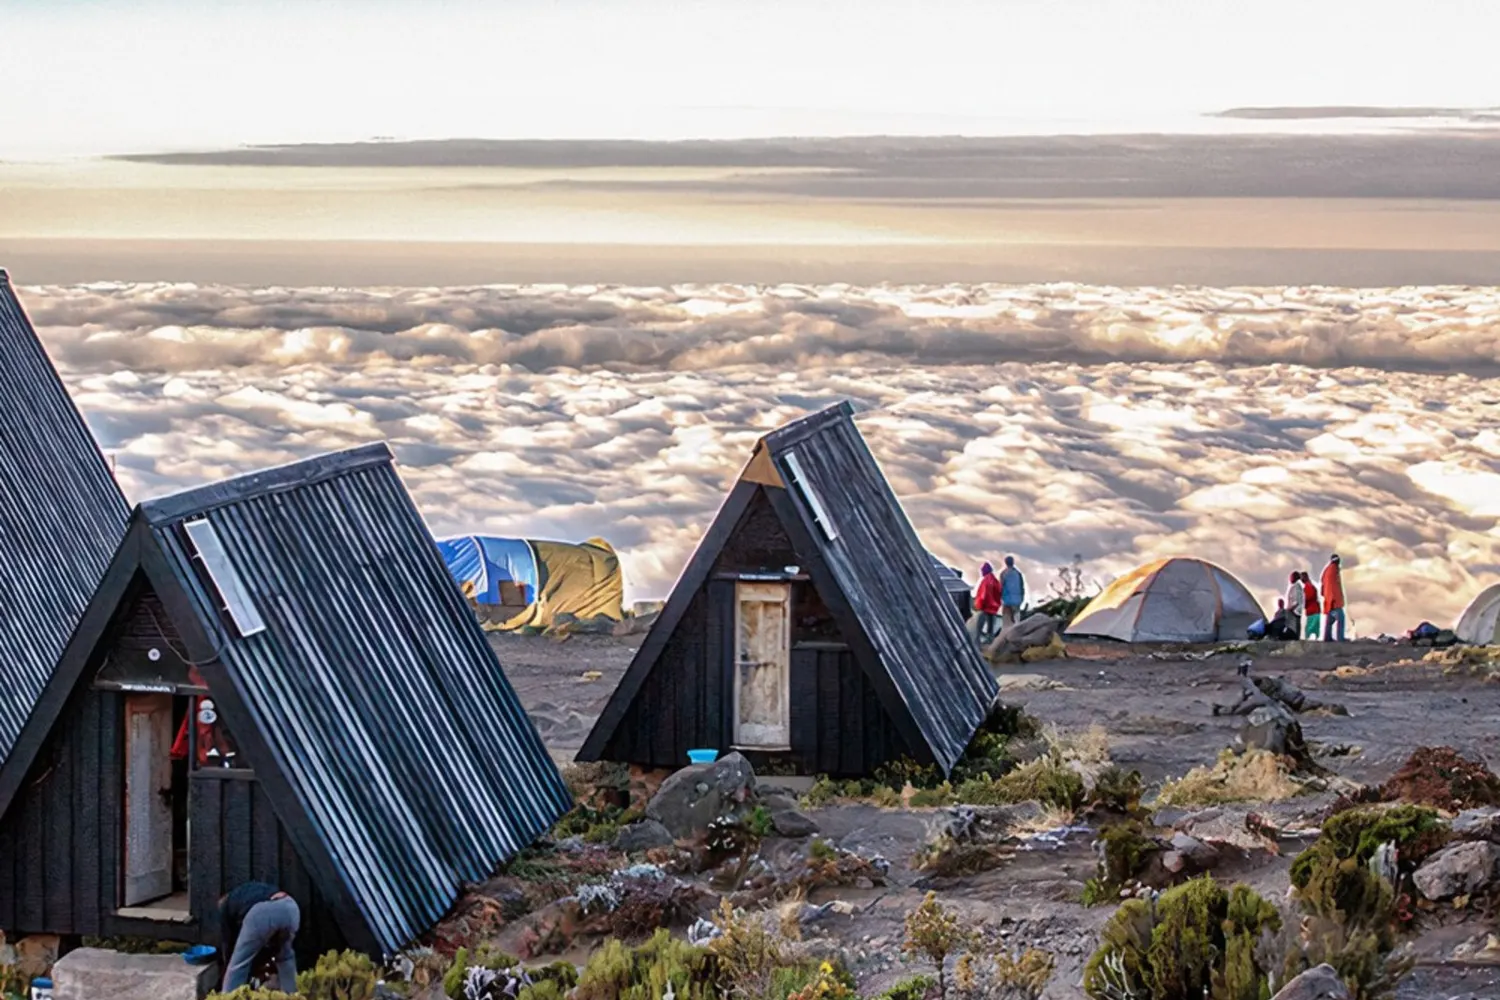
436, 534, 625, 630
436, 536, 539, 607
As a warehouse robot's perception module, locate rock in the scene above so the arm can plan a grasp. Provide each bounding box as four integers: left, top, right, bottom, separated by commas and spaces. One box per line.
1413, 841, 1500, 900
1169, 832, 1220, 869
612, 612, 659, 637
771, 809, 819, 838
615, 818, 675, 853
52, 949, 219, 1000
1270, 963, 1351, 999
985, 614, 1062, 664
756, 786, 802, 813
1238, 704, 1304, 757
1451, 807, 1500, 842
646, 752, 757, 840
1161, 850, 1187, 873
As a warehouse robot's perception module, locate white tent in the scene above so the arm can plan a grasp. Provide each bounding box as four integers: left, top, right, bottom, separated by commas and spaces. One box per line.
1456, 584, 1500, 646
1066, 557, 1265, 643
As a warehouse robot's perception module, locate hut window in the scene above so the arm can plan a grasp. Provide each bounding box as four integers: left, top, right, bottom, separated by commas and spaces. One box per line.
183, 516, 266, 638
781, 450, 837, 542
733, 581, 792, 749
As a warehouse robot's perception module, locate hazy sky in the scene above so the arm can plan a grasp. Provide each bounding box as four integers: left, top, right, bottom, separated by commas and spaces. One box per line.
4, 0, 1498, 156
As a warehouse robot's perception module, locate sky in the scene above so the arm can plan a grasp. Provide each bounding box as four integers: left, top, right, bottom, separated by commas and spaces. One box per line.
3, 0, 1499, 157
3, 0, 1498, 634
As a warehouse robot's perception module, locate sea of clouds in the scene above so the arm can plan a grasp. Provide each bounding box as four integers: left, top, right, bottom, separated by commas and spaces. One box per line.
26, 281, 1500, 634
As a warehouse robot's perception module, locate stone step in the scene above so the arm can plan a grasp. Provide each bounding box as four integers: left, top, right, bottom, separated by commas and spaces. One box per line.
51, 948, 218, 1000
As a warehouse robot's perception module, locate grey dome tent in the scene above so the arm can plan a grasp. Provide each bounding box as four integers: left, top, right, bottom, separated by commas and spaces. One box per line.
1456, 584, 1500, 646
1066, 557, 1265, 643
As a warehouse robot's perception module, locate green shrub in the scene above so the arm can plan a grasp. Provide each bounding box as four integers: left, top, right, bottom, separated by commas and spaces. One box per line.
516, 982, 566, 1000
1098, 821, 1156, 889
1089, 766, 1145, 815
575, 931, 718, 1000
1290, 805, 1445, 927
992, 757, 1085, 811
745, 805, 776, 839
297, 950, 377, 1000
873, 975, 934, 1000
444, 946, 527, 999
209, 989, 298, 1000
909, 784, 955, 808
1083, 878, 1281, 1000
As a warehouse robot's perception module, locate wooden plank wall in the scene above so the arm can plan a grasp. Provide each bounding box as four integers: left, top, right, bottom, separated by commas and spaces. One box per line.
0, 687, 117, 935
0, 686, 344, 960
188, 775, 346, 960
791, 646, 909, 776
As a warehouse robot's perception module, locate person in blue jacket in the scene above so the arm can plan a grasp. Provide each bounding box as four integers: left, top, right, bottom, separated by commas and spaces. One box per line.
999, 556, 1026, 629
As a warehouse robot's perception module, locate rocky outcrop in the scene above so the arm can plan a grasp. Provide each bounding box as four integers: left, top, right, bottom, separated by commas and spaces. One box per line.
645, 752, 757, 840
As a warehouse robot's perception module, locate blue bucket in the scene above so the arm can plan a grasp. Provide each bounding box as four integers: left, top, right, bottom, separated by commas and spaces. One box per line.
687, 748, 719, 765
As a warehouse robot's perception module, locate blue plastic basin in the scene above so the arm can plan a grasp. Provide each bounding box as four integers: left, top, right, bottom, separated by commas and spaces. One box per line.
183, 945, 217, 965
687, 748, 719, 764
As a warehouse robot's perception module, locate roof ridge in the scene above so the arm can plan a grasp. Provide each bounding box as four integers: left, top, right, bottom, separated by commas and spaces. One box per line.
140, 441, 394, 525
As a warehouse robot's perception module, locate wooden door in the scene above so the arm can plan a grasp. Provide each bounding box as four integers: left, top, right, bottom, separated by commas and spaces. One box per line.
123, 693, 175, 906
733, 582, 791, 749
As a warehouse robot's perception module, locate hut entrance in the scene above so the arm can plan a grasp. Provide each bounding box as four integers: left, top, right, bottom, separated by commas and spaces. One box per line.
733, 581, 791, 750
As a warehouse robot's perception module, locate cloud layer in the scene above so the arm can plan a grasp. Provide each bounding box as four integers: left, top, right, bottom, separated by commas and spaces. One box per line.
26, 280, 1500, 635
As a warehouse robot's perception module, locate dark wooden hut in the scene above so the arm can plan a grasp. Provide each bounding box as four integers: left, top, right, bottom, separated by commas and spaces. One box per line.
0, 444, 571, 958
578, 402, 998, 778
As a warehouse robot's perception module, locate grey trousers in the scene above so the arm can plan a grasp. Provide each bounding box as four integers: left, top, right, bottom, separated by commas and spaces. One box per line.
223, 895, 300, 992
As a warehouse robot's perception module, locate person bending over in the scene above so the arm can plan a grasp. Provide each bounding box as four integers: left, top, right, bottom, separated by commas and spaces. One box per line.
219, 881, 300, 992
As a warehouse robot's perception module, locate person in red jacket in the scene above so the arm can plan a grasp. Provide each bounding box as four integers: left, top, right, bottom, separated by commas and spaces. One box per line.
1320, 554, 1347, 642
1300, 572, 1321, 640
974, 562, 1003, 647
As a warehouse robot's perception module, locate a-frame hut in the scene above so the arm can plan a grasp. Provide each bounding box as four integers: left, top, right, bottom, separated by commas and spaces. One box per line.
578, 402, 998, 778
0, 443, 571, 957
0, 269, 130, 766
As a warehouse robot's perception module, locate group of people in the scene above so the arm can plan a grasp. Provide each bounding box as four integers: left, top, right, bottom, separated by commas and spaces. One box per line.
1269, 553, 1349, 642
973, 556, 1025, 645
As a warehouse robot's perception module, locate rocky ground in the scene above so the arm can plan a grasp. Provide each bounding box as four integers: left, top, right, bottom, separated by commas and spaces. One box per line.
488, 631, 1500, 999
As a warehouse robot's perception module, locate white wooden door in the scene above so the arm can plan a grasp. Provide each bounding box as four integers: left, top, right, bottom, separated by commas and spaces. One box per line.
733, 582, 792, 749
123, 693, 174, 906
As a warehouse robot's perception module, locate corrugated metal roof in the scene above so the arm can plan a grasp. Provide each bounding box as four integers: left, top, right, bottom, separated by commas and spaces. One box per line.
0, 270, 130, 764
763, 402, 998, 773
142, 443, 572, 953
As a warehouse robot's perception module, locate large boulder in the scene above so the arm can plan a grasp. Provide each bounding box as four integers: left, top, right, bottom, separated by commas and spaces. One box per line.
1271, 964, 1351, 1000
1413, 840, 1500, 900
646, 752, 757, 840
985, 614, 1062, 664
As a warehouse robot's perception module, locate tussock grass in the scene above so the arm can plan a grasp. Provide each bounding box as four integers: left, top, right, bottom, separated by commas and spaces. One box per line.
1155, 749, 1305, 808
